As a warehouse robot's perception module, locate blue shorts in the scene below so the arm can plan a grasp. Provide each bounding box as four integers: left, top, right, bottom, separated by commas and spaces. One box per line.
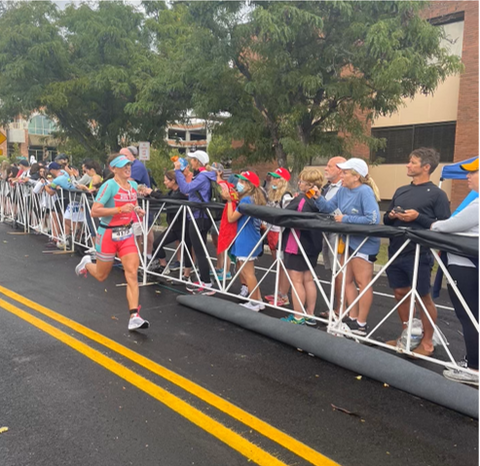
386, 252, 434, 296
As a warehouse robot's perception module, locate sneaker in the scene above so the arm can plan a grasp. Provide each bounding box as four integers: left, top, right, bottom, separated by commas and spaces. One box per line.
444, 357, 468, 370
268, 296, 290, 307
240, 301, 265, 312
443, 368, 479, 386
346, 320, 369, 336
128, 312, 150, 331
169, 261, 181, 271
210, 268, 223, 276
57, 241, 67, 250
75, 255, 92, 277
239, 284, 249, 298
217, 271, 232, 281
186, 281, 216, 295
280, 314, 306, 325
149, 261, 166, 274
305, 317, 317, 326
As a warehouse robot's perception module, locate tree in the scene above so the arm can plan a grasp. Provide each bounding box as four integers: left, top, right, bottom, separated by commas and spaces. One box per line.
0, 1, 185, 161
146, 1, 463, 170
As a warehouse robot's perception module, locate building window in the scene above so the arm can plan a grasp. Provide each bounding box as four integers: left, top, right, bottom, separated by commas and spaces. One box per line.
371, 122, 456, 164
28, 115, 57, 136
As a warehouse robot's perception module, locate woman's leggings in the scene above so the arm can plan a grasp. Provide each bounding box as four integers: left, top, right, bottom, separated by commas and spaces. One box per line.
187, 218, 212, 284
153, 228, 192, 268
447, 264, 479, 370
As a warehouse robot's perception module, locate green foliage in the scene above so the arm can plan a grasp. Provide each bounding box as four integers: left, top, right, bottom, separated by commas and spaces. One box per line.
146, 145, 180, 189
143, 1, 463, 168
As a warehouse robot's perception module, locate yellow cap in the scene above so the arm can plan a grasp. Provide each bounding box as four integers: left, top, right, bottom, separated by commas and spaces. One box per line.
460, 158, 479, 172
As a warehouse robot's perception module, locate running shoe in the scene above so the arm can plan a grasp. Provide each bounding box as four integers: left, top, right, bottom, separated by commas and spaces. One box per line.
75, 255, 92, 277
240, 301, 265, 312
280, 314, 305, 325
217, 271, 232, 281
444, 357, 468, 370
346, 320, 369, 336
443, 368, 479, 386
128, 313, 150, 331
239, 284, 249, 298
149, 261, 166, 274
268, 296, 290, 307
186, 281, 216, 295
169, 261, 181, 271
305, 317, 318, 326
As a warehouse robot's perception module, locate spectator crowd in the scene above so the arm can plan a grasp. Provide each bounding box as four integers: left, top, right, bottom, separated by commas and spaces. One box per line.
0, 147, 478, 386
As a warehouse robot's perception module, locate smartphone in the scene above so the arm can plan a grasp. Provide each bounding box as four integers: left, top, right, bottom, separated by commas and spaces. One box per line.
305, 189, 316, 199
393, 206, 405, 214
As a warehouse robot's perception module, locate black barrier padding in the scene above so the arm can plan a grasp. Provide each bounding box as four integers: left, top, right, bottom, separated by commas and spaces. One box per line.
177, 295, 479, 419
238, 204, 479, 258
144, 197, 225, 212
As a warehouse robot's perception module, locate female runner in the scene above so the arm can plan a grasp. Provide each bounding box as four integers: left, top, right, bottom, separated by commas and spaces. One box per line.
75, 154, 149, 331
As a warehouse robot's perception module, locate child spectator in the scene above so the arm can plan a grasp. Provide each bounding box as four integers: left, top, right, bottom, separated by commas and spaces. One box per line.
281, 168, 324, 325
226, 171, 266, 311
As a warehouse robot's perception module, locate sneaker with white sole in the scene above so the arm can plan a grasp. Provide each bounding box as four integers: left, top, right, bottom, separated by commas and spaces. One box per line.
128, 312, 150, 331
240, 301, 265, 312
186, 281, 216, 295
75, 255, 92, 277
239, 284, 249, 298
444, 357, 468, 370
443, 368, 479, 386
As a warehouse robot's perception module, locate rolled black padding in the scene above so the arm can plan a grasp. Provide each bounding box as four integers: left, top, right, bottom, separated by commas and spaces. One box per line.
177, 295, 479, 419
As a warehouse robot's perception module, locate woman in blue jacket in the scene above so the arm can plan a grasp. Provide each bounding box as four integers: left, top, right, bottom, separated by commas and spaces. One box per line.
313, 158, 381, 336
174, 150, 217, 294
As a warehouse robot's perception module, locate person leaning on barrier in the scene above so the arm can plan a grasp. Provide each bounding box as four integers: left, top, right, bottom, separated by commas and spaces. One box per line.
280, 168, 324, 325
44, 162, 76, 249
431, 157, 479, 386
225, 170, 266, 312
384, 148, 450, 357
319, 156, 346, 318
174, 150, 217, 294
75, 154, 149, 332
313, 158, 381, 335
263, 167, 293, 308
148, 170, 190, 277
77, 160, 103, 194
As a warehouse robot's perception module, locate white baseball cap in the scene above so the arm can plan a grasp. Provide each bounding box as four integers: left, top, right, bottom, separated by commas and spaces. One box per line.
337, 158, 369, 177
187, 150, 209, 165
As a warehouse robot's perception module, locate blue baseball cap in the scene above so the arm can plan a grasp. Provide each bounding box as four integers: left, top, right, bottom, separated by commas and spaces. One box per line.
110, 155, 131, 168
48, 162, 62, 170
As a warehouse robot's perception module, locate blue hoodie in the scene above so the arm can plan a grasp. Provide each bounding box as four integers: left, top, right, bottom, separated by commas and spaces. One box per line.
175, 168, 217, 218
314, 184, 380, 255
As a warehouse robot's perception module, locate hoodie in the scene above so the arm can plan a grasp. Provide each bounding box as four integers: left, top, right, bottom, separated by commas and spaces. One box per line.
175, 168, 217, 219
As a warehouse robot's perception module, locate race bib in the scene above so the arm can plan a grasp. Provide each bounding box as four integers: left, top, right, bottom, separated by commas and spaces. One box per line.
111, 225, 133, 242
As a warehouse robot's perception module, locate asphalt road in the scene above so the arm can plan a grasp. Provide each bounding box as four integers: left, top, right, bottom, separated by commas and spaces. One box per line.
0, 223, 478, 466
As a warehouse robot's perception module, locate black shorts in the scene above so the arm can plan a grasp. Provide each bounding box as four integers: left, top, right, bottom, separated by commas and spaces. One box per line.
284, 252, 318, 272
386, 252, 434, 296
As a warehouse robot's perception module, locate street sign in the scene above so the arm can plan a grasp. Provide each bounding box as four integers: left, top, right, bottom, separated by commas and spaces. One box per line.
0, 132, 6, 145
138, 141, 150, 161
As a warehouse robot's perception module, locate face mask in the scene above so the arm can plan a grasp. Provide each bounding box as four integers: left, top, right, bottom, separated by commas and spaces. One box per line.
237, 183, 245, 193
271, 185, 278, 190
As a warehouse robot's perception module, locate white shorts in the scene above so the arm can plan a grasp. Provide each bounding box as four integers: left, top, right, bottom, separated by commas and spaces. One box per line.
236, 256, 257, 262
64, 202, 85, 222
133, 222, 143, 237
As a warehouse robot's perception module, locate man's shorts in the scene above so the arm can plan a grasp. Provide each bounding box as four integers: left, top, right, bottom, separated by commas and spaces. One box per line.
95, 226, 138, 262
386, 252, 434, 296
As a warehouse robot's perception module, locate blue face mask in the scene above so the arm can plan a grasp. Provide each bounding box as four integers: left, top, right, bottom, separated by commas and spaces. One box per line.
237, 183, 245, 193
271, 185, 278, 190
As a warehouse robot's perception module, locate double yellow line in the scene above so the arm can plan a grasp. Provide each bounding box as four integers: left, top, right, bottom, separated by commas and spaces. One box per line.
0, 284, 339, 466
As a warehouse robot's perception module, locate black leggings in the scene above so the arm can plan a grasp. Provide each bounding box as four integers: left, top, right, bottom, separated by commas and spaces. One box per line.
153, 228, 192, 268
447, 265, 479, 370
187, 218, 211, 284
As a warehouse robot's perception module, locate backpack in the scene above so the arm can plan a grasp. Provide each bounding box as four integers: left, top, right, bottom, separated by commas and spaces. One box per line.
194, 179, 225, 221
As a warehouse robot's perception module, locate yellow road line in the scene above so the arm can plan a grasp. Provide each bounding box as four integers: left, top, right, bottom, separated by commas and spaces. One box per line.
0, 284, 339, 466
0, 298, 287, 466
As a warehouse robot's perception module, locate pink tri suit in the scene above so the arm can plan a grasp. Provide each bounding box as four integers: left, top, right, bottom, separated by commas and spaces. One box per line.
94, 179, 139, 262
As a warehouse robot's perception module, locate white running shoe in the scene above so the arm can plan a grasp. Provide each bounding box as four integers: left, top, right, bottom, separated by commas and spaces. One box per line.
443, 368, 479, 386
75, 255, 92, 277
239, 284, 249, 298
128, 313, 150, 331
240, 301, 265, 312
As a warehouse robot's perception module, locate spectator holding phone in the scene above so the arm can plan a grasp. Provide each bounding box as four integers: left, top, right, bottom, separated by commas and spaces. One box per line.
384, 148, 450, 356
